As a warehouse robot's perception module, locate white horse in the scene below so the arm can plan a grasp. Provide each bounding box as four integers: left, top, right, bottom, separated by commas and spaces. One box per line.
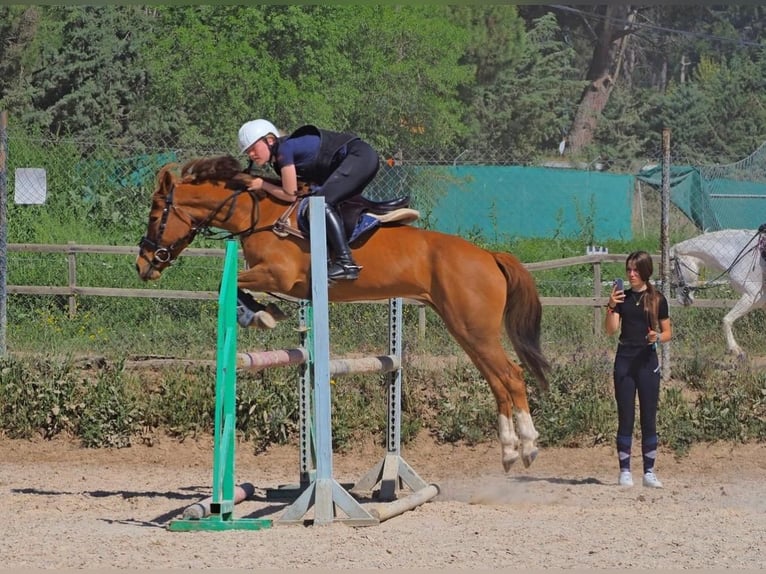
670, 228, 766, 358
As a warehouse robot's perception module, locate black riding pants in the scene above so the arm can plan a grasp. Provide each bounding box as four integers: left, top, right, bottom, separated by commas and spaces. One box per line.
317, 139, 380, 206
613, 345, 660, 439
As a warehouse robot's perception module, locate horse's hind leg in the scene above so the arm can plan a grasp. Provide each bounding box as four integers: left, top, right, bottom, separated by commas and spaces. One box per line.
460, 340, 539, 471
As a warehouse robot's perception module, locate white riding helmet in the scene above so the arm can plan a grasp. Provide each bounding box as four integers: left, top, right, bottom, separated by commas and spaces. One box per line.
238, 119, 279, 154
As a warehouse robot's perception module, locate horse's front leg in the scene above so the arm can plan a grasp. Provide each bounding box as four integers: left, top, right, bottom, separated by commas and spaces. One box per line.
235, 266, 308, 329
722, 294, 758, 359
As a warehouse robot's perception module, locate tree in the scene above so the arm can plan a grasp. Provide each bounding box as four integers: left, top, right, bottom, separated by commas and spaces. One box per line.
139, 6, 473, 155
0, 6, 42, 121
456, 8, 582, 161
564, 5, 635, 155
24, 6, 152, 144
651, 52, 766, 162
339, 5, 473, 153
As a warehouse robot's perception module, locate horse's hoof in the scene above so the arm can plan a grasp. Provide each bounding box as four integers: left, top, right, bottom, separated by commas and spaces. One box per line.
252, 311, 277, 329
502, 452, 520, 472
264, 303, 288, 321
522, 448, 538, 468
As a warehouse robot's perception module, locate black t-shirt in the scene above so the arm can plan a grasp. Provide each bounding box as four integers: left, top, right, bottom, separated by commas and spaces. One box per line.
615, 288, 669, 348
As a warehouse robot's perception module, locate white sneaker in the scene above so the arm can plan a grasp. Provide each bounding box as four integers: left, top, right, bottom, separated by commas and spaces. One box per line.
642, 471, 663, 488
618, 471, 633, 487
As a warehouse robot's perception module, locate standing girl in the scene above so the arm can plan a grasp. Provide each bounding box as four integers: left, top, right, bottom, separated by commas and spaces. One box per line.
605, 251, 672, 488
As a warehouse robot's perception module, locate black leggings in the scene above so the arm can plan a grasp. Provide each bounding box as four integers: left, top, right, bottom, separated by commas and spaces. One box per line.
318, 139, 380, 206
613, 347, 660, 439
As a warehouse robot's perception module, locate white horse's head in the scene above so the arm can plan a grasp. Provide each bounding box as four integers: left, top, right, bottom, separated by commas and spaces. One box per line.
670, 250, 702, 306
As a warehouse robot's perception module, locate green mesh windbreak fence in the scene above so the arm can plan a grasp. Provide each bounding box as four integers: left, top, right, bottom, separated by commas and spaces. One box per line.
408, 166, 634, 241
637, 141, 766, 232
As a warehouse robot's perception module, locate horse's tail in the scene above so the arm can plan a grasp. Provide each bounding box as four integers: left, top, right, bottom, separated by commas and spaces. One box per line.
493, 252, 550, 391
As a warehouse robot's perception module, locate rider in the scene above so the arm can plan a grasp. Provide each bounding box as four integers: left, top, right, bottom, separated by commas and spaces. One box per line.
237, 119, 380, 281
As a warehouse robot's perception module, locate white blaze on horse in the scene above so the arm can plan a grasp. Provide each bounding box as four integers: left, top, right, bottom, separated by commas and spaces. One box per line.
670, 228, 766, 358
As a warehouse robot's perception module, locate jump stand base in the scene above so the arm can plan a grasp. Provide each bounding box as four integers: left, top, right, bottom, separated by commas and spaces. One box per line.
167, 517, 273, 532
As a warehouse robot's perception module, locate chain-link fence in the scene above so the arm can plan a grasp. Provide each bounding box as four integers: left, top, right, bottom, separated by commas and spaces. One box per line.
3, 122, 766, 364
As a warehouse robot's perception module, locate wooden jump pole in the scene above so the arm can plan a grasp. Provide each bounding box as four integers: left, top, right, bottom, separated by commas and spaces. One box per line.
182, 483, 255, 520
237, 347, 308, 370
368, 483, 440, 522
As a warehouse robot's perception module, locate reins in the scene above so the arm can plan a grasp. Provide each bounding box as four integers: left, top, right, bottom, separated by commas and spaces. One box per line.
138, 184, 264, 270
672, 229, 763, 294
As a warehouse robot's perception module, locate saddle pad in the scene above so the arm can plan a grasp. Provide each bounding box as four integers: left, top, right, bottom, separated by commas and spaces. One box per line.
297, 199, 381, 245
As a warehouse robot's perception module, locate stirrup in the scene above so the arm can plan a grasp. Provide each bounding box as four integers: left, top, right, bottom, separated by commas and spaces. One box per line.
328, 261, 361, 280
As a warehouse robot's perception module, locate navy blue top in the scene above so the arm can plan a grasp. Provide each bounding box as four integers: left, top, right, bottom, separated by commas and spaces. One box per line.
274, 134, 320, 180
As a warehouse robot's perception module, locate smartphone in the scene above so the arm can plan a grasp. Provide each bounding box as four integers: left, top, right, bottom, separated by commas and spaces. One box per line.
613, 278, 624, 291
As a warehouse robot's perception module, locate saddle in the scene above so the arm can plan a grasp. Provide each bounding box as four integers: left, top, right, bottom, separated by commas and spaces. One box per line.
233, 169, 420, 243
281, 194, 420, 244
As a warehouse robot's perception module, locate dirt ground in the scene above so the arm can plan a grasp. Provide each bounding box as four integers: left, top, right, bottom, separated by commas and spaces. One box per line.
1, 433, 764, 570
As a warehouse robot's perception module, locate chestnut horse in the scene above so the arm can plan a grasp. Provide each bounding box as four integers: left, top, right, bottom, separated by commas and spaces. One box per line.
136, 156, 551, 471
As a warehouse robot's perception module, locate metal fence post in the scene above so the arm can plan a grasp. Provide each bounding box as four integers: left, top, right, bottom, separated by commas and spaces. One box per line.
0, 111, 8, 356
660, 128, 671, 381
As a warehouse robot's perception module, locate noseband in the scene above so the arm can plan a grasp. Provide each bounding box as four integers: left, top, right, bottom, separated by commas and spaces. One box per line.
670, 255, 695, 300
137, 185, 199, 272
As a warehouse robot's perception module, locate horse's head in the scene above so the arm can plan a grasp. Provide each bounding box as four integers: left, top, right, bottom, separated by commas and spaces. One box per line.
136, 164, 198, 281
136, 155, 272, 281
670, 250, 701, 306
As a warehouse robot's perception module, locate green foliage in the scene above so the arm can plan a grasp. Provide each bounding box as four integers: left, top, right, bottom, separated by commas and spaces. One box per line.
19, 6, 151, 143
595, 85, 661, 171
146, 368, 216, 439
419, 363, 496, 445
458, 11, 583, 160
133, 5, 474, 153
653, 51, 766, 163
77, 364, 141, 448
656, 387, 699, 455
0, 356, 82, 438
236, 371, 300, 453
2, 5, 763, 162
531, 351, 615, 447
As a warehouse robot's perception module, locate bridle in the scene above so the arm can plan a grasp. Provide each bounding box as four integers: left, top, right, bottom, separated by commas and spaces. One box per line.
137, 183, 261, 273
670, 229, 764, 299
670, 254, 696, 301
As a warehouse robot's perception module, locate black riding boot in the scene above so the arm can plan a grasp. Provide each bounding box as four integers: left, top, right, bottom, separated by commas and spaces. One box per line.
324, 205, 361, 281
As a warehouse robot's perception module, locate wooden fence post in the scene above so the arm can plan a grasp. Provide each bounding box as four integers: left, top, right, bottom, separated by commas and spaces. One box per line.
592, 260, 602, 334
67, 241, 77, 318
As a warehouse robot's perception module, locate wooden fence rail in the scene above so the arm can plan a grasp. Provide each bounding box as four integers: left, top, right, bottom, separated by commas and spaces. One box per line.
6, 243, 738, 334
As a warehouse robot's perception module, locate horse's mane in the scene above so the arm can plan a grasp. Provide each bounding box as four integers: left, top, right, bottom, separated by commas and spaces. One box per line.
174, 154, 308, 195
180, 155, 248, 185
